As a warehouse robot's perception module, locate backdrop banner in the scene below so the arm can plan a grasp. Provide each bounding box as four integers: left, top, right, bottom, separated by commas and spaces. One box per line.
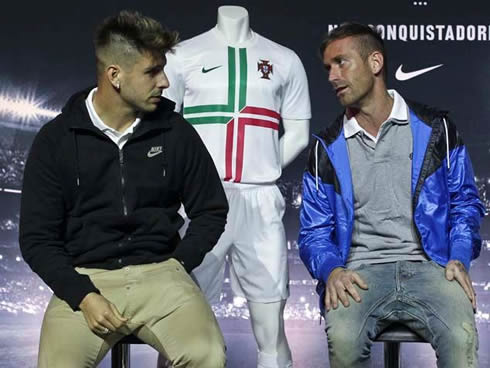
0, 1, 488, 367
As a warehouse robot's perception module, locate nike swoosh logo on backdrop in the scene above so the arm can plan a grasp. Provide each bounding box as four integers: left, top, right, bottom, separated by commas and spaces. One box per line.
395, 64, 443, 81
202, 65, 222, 73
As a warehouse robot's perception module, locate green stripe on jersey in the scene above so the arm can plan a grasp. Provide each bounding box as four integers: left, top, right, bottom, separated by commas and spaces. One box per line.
239, 48, 247, 110
183, 47, 248, 118
186, 116, 231, 125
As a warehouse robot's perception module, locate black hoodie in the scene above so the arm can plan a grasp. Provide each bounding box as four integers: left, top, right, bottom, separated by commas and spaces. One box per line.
19, 88, 228, 310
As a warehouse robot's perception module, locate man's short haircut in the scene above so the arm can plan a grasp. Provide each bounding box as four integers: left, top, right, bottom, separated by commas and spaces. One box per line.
320, 22, 387, 80
94, 10, 179, 75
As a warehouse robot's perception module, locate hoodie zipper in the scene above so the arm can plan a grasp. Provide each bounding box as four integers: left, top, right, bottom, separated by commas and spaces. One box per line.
118, 148, 128, 216
72, 119, 170, 217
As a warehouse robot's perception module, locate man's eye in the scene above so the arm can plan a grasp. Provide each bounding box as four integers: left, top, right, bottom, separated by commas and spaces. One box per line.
146, 69, 159, 76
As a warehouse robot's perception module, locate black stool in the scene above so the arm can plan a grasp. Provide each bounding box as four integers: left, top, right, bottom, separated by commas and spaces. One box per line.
111, 334, 144, 368
375, 323, 427, 368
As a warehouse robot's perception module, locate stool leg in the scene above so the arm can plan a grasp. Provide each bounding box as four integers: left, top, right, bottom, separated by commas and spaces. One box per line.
384, 341, 400, 368
112, 343, 131, 368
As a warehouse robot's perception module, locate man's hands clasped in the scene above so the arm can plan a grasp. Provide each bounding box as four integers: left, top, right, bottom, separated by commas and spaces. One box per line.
79, 293, 130, 336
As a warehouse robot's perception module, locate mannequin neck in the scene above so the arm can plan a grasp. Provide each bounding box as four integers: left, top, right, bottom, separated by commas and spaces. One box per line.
216, 6, 252, 44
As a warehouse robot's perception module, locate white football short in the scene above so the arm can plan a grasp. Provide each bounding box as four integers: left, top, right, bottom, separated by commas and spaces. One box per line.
191, 182, 289, 304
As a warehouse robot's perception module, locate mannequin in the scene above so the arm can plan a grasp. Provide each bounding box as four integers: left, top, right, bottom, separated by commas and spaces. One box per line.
161, 6, 310, 368
215, 6, 310, 169
216, 6, 251, 44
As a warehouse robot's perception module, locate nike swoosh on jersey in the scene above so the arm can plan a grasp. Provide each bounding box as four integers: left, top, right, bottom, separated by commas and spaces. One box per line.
147, 150, 163, 158
201, 65, 222, 73
395, 64, 443, 81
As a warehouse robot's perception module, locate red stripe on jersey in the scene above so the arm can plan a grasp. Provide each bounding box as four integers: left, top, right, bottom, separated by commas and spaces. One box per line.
224, 119, 234, 181
242, 119, 279, 130
241, 106, 281, 120
234, 118, 279, 183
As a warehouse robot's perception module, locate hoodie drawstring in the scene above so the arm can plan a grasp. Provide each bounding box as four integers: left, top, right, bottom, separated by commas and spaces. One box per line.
315, 140, 319, 191
162, 131, 167, 177
72, 131, 81, 187
442, 117, 451, 170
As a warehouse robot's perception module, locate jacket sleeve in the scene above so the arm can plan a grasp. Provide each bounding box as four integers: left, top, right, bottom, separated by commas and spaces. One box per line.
172, 120, 228, 272
19, 126, 99, 311
445, 119, 485, 269
298, 141, 344, 283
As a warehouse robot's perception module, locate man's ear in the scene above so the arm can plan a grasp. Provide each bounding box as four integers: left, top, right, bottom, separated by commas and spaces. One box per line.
369, 51, 384, 76
106, 65, 121, 90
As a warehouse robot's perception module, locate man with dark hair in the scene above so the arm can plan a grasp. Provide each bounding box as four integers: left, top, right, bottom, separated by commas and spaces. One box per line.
299, 22, 484, 367
20, 10, 227, 368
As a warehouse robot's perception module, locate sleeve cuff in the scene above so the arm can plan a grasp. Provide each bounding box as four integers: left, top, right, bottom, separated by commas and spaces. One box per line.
449, 239, 473, 270
318, 259, 345, 284
171, 246, 202, 273
53, 274, 100, 311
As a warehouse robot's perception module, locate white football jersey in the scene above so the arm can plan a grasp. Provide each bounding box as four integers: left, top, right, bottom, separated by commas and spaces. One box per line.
164, 27, 311, 184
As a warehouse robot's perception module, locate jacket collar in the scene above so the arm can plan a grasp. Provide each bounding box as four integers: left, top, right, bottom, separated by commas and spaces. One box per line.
317, 96, 449, 147
405, 100, 449, 126
343, 89, 409, 140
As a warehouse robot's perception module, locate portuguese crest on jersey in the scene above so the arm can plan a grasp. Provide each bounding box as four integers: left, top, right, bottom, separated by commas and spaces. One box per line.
257, 59, 273, 80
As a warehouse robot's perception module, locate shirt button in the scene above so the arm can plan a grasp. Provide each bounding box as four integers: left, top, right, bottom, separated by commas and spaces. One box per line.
118, 243, 123, 248
127, 236, 132, 241
118, 259, 122, 264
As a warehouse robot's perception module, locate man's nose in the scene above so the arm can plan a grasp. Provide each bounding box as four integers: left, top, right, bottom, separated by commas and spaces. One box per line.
158, 71, 170, 89
328, 66, 339, 83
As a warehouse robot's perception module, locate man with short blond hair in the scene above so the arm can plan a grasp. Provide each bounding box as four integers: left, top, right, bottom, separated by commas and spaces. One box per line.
299, 22, 484, 367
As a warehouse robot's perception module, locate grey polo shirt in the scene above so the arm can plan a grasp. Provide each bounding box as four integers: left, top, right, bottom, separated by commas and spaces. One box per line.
344, 90, 428, 269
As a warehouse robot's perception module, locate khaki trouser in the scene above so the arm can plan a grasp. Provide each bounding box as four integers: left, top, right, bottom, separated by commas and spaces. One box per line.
38, 258, 226, 368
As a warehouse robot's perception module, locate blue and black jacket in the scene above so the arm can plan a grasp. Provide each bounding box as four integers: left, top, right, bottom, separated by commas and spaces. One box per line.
298, 101, 485, 310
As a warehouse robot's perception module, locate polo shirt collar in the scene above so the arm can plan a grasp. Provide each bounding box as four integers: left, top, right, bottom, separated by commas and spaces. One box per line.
85, 87, 141, 137
343, 89, 408, 140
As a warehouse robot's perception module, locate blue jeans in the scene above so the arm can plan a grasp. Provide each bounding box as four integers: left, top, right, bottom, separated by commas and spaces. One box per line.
325, 261, 478, 368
